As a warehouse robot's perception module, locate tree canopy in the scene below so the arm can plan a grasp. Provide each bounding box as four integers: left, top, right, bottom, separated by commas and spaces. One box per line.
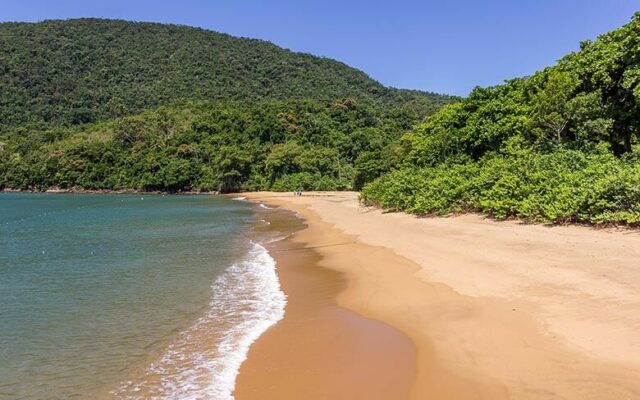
0, 18, 451, 132
362, 13, 640, 226
0, 99, 424, 192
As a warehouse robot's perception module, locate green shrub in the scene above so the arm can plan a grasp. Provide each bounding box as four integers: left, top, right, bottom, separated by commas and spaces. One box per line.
270, 172, 349, 191
362, 148, 640, 225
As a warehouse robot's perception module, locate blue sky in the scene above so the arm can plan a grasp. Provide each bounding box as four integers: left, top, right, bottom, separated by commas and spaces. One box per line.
1, 0, 637, 96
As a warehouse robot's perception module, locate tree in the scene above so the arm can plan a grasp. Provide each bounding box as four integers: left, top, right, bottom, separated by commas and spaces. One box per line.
529, 69, 579, 141
265, 142, 304, 182
106, 97, 128, 119
563, 12, 640, 153
213, 146, 253, 192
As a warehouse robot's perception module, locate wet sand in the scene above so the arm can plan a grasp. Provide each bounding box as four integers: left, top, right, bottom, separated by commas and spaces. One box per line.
235, 206, 416, 400
236, 191, 640, 399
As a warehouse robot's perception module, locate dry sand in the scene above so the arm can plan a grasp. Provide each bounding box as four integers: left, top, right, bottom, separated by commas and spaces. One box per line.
237, 191, 640, 399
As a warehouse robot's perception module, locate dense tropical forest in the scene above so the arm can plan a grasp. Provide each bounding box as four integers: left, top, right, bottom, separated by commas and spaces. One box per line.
0, 18, 448, 131
2, 14, 640, 225
0, 99, 424, 192
0, 19, 451, 192
362, 12, 640, 225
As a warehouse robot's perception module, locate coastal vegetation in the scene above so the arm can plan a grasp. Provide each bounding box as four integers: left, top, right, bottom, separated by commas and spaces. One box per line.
0, 19, 451, 193
2, 14, 640, 225
0, 99, 426, 192
362, 13, 640, 225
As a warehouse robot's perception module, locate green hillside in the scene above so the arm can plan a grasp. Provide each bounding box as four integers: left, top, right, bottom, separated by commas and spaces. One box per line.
0, 18, 450, 131
0, 99, 424, 192
362, 13, 640, 225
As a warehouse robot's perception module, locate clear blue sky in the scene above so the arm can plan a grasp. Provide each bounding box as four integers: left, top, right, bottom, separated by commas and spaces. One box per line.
1, 0, 637, 96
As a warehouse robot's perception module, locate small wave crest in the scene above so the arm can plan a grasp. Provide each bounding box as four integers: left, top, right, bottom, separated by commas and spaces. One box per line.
115, 242, 285, 399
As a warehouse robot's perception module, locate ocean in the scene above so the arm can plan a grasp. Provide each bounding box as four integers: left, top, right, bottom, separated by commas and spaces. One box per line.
0, 193, 286, 399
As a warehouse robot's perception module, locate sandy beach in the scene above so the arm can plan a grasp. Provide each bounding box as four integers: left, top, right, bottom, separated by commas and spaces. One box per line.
235, 191, 640, 399
236, 206, 415, 399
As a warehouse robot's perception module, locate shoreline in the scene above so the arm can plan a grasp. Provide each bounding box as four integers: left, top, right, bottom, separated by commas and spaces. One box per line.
5, 188, 638, 231
108, 204, 292, 399
0, 187, 219, 195
235, 201, 417, 399
237, 191, 640, 399
4, 187, 640, 231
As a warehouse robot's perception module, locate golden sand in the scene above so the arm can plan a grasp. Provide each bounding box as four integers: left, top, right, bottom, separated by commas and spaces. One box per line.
235, 208, 415, 399
237, 192, 640, 399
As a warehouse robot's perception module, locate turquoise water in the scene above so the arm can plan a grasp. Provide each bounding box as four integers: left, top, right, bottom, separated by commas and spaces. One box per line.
0, 193, 270, 399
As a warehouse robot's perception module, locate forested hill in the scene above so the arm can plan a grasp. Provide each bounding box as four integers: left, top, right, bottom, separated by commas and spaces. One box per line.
0, 18, 450, 131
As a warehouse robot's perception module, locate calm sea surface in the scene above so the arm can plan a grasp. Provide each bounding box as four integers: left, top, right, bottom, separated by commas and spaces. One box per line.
0, 193, 283, 400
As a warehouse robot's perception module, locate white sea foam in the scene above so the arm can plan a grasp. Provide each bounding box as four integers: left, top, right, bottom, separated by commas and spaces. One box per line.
258, 203, 271, 209
115, 242, 286, 400
202, 242, 285, 399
